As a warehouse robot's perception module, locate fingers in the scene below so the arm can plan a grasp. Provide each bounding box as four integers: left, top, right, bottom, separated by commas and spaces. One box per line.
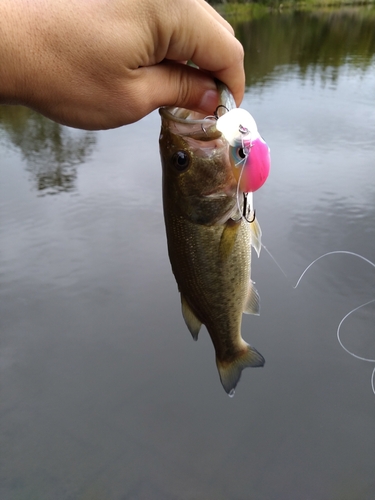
124, 62, 219, 122
161, 0, 245, 107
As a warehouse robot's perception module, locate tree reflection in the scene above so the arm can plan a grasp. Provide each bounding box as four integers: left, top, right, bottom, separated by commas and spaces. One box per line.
0, 106, 96, 195
234, 9, 375, 87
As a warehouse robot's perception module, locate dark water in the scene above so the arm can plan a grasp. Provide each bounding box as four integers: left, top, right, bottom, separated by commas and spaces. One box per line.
1, 9, 375, 500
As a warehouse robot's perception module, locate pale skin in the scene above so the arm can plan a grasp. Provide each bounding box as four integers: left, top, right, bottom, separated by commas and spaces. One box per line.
0, 0, 245, 130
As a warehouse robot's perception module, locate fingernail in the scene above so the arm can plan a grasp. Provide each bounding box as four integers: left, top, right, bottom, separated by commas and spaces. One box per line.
199, 89, 219, 114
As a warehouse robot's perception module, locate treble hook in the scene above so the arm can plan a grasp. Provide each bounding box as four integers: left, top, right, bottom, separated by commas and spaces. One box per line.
242, 193, 256, 223
214, 105, 229, 119
231, 193, 256, 223
201, 105, 229, 133
245, 209, 256, 224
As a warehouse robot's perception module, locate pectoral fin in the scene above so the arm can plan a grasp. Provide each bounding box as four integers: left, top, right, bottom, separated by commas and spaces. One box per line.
181, 294, 202, 341
219, 220, 241, 261
216, 343, 265, 396
243, 281, 260, 315
250, 217, 262, 257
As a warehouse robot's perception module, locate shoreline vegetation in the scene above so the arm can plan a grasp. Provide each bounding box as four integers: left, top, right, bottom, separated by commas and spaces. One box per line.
211, 0, 375, 21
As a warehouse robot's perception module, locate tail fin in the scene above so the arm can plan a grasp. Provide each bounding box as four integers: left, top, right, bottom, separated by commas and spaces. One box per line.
216, 344, 265, 396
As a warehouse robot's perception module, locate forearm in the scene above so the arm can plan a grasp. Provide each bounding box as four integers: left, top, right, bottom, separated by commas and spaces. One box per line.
0, 0, 103, 124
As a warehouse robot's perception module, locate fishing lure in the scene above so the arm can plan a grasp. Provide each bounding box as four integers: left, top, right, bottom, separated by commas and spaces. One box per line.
216, 108, 271, 194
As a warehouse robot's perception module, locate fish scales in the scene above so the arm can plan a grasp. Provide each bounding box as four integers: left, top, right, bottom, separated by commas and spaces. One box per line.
170, 216, 251, 358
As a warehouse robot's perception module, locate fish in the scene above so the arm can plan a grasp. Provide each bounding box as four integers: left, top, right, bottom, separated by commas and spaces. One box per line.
159, 84, 265, 396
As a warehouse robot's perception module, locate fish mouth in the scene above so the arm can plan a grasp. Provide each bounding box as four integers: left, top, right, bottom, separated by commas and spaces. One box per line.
159, 82, 236, 142
202, 185, 236, 199
203, 192, 228, 198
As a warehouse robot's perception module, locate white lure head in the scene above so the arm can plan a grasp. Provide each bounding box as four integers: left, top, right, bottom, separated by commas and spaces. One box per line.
216, 108, 259, 146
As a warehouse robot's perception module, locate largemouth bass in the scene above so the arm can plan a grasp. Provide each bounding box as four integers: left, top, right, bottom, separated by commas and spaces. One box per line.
159, 85, 265, 396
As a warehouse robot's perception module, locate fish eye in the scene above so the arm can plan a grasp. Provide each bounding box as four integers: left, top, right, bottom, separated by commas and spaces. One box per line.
172, 150, 190, 171
236, 147, 247, 160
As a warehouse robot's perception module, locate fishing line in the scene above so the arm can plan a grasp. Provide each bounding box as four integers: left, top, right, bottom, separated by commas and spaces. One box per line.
260, 242, 288, 278
235, 160, 246, 219
336, 298, 375, 363
293, 251, 375, 289
336, 298, 375, 396
258, 245, 375, 397
293, 251, 374, 396
234, 139, 255, 222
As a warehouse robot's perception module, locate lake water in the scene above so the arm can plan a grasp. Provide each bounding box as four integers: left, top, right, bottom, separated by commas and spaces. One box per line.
1, 8, 374, 500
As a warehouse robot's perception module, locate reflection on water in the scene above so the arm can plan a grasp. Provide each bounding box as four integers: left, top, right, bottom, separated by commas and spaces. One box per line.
1, 8, 375, 500
236, 8, 375, 86
0, 106, 96, 195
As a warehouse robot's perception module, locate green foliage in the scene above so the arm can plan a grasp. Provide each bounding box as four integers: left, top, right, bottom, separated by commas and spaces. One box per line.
233, 7, 375, 87
210, 1, 375, 24
208, 0, 375, 7
215, 2, 271, 22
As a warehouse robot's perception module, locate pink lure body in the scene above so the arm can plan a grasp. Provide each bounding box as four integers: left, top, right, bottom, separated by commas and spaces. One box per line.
230, 137, 270, 193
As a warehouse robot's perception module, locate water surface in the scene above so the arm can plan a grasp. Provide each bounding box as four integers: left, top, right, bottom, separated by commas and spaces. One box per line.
1, 8, 375, 500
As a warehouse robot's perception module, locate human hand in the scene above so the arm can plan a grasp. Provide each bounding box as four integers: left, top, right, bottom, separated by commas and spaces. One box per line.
0, 0, 244, 130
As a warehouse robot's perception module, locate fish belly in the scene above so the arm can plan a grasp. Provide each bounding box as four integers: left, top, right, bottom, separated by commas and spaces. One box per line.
165, 209, 251, 354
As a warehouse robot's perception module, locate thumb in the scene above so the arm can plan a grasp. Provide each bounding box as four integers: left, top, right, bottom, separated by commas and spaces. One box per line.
132, 62, 220, 119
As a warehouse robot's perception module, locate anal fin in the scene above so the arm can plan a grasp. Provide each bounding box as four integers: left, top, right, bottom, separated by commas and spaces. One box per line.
181, 294, 202, 341
243, 281, 260, 315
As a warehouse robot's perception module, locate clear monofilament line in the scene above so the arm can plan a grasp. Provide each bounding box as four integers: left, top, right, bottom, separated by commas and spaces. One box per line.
336, 299, 375, 363
258, 245, 375, 397
293, 251, 375, 289
235, 157, 246, 219
336, 298, 375, 396
260, 243, 288, 278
